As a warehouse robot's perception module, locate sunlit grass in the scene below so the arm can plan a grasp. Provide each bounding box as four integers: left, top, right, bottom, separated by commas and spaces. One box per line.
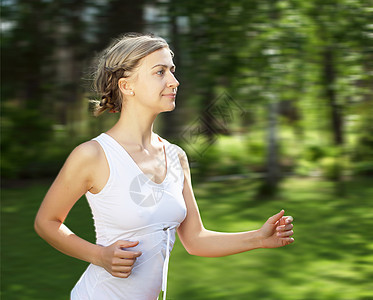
1, 177, 372, 299
168, 177, 373, 300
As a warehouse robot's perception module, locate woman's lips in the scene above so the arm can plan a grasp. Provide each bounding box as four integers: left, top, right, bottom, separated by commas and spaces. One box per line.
162, 94, 176, 98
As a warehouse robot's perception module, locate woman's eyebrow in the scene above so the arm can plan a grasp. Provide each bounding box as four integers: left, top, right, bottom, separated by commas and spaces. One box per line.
151, 64, 176, 70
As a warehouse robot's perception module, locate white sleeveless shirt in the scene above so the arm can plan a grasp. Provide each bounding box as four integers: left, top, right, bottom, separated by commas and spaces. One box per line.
70, 133, 187, 300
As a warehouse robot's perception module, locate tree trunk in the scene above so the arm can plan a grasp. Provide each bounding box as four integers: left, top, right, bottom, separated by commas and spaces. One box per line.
265, 100, 280, 190
101, 0, 145, 45
261, 0, 281, 195
201, 88, 217, 145
322, 46, 344, 145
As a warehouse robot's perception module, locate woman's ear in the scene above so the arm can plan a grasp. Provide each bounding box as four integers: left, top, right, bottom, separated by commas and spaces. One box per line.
118, 78, 134, 96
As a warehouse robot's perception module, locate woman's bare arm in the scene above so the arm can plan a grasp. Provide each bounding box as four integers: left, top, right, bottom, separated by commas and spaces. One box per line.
34, 142, 104, 264
34, 142, 141, 278
176, 149, 294, 257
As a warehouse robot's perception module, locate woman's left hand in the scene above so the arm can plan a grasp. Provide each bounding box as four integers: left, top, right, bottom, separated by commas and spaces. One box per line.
258, 210, 294, 249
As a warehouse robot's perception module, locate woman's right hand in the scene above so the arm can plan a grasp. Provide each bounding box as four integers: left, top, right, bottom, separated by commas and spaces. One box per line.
97, 240, 142, 278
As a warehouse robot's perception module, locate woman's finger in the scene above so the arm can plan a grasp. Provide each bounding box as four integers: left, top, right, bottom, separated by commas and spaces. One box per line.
112, 265, 133, 273
113, 271, 132, 278
277, 230, 294, 237
266, 210, 285, 225
282, 237, 295, 245
112, 257, 136, 266
285, 216, 293, 224
115, 249, 142, 259
279, 216, 293, 226
276, 224, 293, 231
121, 258, 136, 266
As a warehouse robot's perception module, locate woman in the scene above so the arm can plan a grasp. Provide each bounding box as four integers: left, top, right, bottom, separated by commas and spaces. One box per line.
34, 33, 294, 300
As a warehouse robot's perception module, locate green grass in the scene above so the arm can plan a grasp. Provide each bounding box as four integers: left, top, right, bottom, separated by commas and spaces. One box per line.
1, 177, 373, 299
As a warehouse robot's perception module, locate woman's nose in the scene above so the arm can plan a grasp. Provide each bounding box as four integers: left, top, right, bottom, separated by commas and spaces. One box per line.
167, 73, 180, 88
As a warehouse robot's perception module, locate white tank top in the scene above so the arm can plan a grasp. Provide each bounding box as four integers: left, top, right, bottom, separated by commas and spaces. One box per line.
70, 133, 187, 300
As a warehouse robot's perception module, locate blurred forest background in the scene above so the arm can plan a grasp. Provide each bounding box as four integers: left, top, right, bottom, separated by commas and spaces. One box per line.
1, 0, 373, 299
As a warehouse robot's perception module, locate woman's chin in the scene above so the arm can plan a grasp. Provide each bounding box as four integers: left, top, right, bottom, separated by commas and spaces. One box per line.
163, 102, 176, 112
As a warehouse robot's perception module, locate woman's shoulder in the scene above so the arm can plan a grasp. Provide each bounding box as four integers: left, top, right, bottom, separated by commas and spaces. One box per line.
56, 139, 106, 184
68, 139, 105, 166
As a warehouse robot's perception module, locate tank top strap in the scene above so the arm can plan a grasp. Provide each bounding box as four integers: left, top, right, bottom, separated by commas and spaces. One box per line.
92, 133, 116, 169
156, 135, 185, 189
91, 133, 133, 177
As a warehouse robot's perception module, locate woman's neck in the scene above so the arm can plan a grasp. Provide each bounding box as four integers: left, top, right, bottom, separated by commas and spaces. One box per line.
106, 106, 158, 148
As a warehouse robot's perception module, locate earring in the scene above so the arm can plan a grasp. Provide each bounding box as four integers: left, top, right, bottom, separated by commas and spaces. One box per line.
130, 91, 134, 95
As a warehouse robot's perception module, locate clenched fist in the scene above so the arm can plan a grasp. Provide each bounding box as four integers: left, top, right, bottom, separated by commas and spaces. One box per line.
97, 240, 142, 278
258, 210, 294, 249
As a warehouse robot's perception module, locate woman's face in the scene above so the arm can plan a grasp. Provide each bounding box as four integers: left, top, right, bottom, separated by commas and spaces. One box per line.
129, 47, 179, 113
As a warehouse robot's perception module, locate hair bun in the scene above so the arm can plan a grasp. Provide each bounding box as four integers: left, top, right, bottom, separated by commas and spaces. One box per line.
100, 96, 108, 107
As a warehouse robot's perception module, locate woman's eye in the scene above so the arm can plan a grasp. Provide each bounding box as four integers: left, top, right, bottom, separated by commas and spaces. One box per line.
157, 69, 165, 75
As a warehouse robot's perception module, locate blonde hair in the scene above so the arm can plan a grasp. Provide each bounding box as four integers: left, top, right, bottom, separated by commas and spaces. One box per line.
92, 33, 173, 116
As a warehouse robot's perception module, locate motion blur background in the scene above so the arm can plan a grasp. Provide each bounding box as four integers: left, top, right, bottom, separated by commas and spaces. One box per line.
1, 0, 373, 299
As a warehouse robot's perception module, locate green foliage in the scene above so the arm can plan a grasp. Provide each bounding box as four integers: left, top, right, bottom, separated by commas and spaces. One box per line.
180, 133, 367, 182
353, 161, 373, 177
350, 114, 373, 176
319, 156, 343, 180
293, 142, 348, 180
294, 159, 316, 177
303, 144, 327, 162
184, 135, 250, 181
1, 0, 372, 183
245, 138, 266, 169
293, 143, 328, 177
1, 107, 53, 178
352, 114, 373, 164
182, 134, 271, 182
355, 133, 373, 161
188, 141, 221, 180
